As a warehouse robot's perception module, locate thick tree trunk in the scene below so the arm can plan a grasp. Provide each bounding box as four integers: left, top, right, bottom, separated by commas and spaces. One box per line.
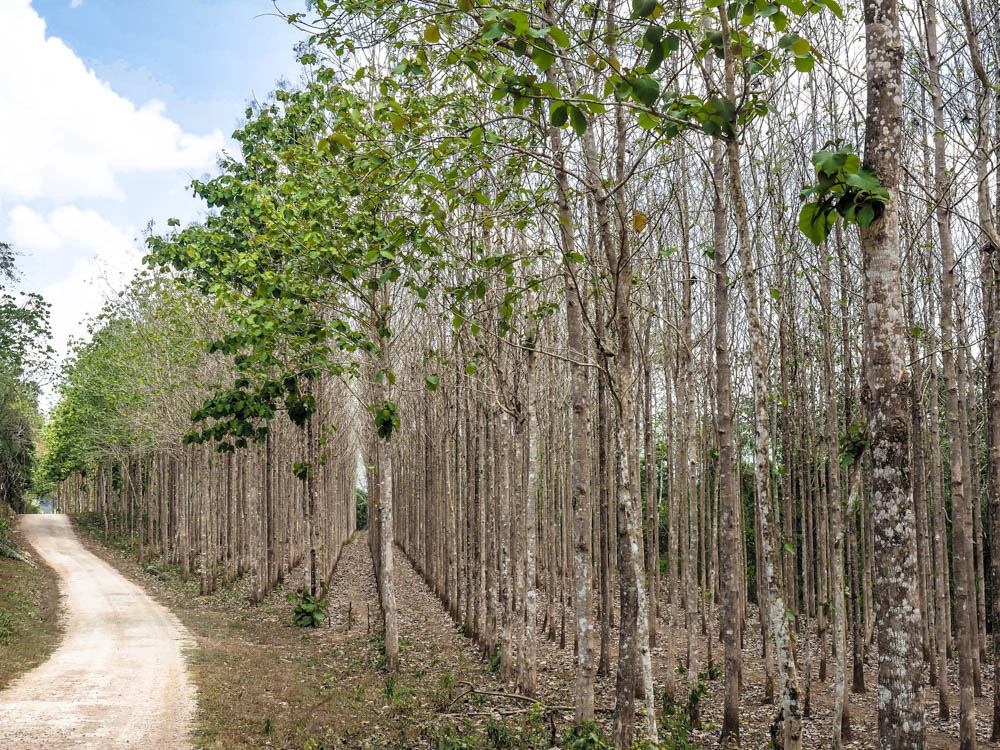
859, 0, 925, 743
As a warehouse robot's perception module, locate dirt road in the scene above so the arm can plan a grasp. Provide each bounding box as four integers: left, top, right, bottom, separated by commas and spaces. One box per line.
0, 514, 195, 748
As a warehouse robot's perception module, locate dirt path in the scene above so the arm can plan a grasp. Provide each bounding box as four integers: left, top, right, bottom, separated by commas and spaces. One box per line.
0, 515, 195, 749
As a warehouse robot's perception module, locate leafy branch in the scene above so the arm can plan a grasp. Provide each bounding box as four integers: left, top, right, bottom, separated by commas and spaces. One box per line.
799, 141, 891, 245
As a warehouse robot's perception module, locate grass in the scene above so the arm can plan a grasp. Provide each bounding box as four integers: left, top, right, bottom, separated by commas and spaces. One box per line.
69, 513, 686, 749
68, 515, 497, 748
0, 523, 63, 689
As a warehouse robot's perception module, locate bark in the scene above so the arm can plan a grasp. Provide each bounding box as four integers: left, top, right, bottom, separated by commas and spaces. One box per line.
546, 103, 596, 720
711, 133, 741, 748
921, 0, 975, 738
821, 247, 849, 747
718, 7, 800, 744
518, 338, 538, 697
859, 0, 926, 743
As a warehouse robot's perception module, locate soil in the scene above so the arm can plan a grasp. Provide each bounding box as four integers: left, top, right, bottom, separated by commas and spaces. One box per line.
65, 512, 997, 749
0, 514, 196, 749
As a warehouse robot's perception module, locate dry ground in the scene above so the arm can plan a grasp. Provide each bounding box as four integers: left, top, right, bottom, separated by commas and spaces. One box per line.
74, 513, 996, 749
74, 519, 549, 749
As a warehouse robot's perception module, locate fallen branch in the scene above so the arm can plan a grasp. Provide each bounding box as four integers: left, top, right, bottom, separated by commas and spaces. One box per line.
0, 535, 36, 567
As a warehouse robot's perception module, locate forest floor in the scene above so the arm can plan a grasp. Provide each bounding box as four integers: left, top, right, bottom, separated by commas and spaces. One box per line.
0, 514, 195, 749
73, 516, 996, 749
74, 521, 553, 749
0, 517, 62, 690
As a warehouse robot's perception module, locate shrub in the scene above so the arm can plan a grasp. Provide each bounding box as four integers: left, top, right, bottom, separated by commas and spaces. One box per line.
292, 588, 327, 627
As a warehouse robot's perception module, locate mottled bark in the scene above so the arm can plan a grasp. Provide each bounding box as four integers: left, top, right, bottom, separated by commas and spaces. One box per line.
859, 0, 926, 743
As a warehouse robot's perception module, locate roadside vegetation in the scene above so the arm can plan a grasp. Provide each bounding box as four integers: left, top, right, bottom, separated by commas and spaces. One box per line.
0, 518, 62, 690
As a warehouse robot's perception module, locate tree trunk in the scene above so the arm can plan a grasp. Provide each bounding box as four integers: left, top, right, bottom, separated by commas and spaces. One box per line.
859, 0, 926, 742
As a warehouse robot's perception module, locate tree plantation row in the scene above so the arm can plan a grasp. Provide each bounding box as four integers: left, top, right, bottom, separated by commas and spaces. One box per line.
25, 0, 1000, 748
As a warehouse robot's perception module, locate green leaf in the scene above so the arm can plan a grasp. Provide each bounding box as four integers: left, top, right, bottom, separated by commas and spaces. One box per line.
550, 102, 569, 127
423, 24, 440, 43
549, 27, 570, 47
812, 149, 844, 175
647, 41, 665, 72
482, 22, 504, 40
820, 0, 844, 18
793, 54, 814, 72
708, 95, 737, 125
844, 168, 882, 192
856, 202, 876, 228
632, 0, 657, 17
638, 111, 659, 129
631, 76, 661, 107
532, 47, 555, 71
425, 374, 439, 391
799, 202, 833, 245
791, 37, 810, 55
778, 33, 799, 50
569, 105, 587, 136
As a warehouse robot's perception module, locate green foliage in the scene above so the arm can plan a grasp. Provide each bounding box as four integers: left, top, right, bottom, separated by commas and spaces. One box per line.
839, 423, 869, 467
0, 243, 53, 383
799, 141, 891, 244
698, 662, 722, 681
370, 401, 400, 440
486, 717, 525, 748
141, 63, 530, 454
297, 0, 839, 157
292, 587, 328, 627
355, 488, 369, 530
654, 683, 706, 748
560, 720, 612, 749
37, 274, 220, 490
0, 247, 50, 513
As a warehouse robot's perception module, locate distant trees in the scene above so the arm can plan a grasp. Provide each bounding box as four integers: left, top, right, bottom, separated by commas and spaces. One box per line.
0, 244, 50, 514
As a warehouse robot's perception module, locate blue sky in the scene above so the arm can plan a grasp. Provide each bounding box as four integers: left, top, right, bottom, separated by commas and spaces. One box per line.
1, 0, 308, 385
32, 0, 306, 133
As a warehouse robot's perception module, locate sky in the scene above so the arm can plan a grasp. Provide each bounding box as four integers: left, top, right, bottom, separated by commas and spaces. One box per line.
0, 0, 308, 390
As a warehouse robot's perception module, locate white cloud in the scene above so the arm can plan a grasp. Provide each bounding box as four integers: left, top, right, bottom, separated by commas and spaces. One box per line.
9, 205, 142, 365
0, 0, 223, 202
70, 0, 83, 7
